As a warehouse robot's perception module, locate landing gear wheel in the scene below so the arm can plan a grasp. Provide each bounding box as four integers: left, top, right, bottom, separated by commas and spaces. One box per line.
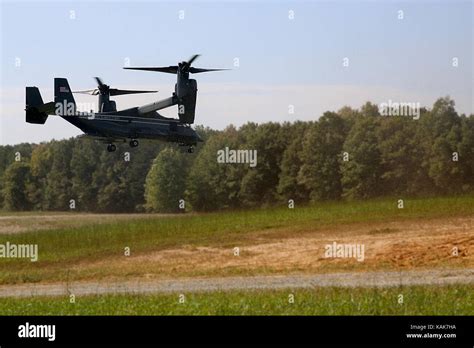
107, 144, 117, 152
129, 139, 139, 148
187, 147, 194, 153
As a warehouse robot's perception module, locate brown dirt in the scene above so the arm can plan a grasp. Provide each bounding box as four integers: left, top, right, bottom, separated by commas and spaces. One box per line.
67, 216, 474, 280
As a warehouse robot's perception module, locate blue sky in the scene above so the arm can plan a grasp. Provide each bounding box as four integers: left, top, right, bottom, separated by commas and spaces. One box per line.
1, 0, 472, 144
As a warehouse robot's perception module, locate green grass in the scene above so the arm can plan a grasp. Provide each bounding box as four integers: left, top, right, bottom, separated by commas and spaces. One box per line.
2, 196, 474, 258
0, 285, 472, 315
0, 195, 473, 284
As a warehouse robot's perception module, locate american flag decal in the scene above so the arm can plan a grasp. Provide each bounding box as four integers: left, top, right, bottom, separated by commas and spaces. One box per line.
59, 86, 69, 93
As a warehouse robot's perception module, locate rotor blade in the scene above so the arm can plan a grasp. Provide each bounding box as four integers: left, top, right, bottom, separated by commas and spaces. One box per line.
72, 89, 99, 95
94, 77, 105, 88
187, 54, 200, 66
123, 66, 178, 74
189, 67, 229, 74
109, 89, 158, 96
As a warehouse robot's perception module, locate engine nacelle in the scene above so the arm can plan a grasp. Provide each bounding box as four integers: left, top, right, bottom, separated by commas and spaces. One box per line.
176, 79, 197, 124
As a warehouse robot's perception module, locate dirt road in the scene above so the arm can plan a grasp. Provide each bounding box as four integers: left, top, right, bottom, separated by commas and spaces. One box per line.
0, 268, 472, 298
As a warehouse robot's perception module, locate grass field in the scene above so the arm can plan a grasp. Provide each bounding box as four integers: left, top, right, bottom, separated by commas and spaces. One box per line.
0, 285, 472, 315
0, 195, 473, 284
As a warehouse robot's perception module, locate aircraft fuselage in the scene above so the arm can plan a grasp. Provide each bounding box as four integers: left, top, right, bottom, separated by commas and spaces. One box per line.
61, 109, 201, 146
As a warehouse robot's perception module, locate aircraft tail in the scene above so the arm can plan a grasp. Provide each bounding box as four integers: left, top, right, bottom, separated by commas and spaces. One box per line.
25, 87, 53, 124
54, 78, 76, 115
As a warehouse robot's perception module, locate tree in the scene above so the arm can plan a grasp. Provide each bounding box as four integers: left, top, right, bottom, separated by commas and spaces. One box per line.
0, 144, 33, 209
376, 117, 428, 196
421, 97, 464, 194
69, 140, 100, 211
341, 115, 383, 199
93, 149, 132, 213
298, 112, 348, 201
277, 135, 308, 203
458, 116, 474, 191
186, 126, 244, 211
0, 98, 471, 212
2, 162, 32, 211
0, 146, 14, 209
239, 123, 289, 207
29, 143, 53, 209
145, 147, 190, 213
43, 140, 74, 210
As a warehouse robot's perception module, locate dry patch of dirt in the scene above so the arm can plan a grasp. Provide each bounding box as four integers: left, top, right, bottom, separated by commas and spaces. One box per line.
70, 216, 474, 280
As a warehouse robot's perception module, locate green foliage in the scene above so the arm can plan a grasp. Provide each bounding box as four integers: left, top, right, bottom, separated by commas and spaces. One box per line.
0, 144, 33, 209
239, 123, 289, 207
186, 126, 244, 211
42, 141, 74, 210
277, 135, 308, 203
0, 97, 472, 212
376, 117, 428, 195
458, 116, 474, 190
299, 112, 348, 201
70, 140, 100, 211
2, 162, 32, 211
341, 115, 383, 199
145, 147, 189, 213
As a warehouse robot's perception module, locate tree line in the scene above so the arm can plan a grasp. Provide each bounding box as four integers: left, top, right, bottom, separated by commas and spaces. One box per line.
0, 97, 473, 213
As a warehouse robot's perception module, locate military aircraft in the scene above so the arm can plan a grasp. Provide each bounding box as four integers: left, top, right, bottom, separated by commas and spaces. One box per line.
25, 55, 226, 153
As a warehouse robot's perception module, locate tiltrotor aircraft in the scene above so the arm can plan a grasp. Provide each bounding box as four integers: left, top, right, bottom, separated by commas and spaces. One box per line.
25, 55, 226, 152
